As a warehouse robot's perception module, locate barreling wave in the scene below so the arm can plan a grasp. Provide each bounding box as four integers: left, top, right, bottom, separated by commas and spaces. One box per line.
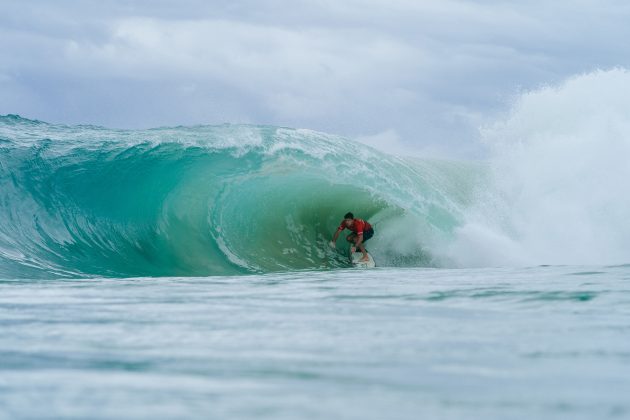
0, 115, 479, 278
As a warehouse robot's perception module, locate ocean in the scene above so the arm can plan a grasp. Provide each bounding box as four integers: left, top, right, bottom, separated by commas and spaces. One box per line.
1, 115, 629, 419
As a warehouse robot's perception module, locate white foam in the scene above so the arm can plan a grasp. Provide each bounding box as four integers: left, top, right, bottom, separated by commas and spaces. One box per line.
451, 68, 630, 266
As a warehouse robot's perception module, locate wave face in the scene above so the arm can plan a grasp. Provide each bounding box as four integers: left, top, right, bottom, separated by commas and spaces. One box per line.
0, 115, 478, 278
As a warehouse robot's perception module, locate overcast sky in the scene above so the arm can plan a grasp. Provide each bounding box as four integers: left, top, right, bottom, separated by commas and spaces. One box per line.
2, 0, 630, 157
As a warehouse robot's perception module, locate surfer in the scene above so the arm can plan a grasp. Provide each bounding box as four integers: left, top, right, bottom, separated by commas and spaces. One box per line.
329, 212, 374, 262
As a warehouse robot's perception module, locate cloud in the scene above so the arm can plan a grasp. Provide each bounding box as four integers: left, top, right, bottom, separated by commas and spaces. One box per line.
2, 0, 630, 157
88, 18, 423, 112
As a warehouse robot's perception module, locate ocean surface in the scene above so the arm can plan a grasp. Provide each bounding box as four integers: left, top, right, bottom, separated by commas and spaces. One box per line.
2, 266, 630, 419
1, 114, 630, 419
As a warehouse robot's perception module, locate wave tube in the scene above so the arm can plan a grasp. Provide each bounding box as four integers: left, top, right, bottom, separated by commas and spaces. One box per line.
0, 116, 478, 278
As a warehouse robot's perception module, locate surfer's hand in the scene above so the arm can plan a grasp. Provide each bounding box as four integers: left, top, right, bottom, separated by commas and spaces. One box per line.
329, 241, 336, 249
350, 246, 356, 253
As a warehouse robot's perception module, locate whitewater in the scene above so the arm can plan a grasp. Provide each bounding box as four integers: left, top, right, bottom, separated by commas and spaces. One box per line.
1, 70, 630, 419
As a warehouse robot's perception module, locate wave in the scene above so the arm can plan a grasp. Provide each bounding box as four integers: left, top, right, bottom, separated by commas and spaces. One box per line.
0, 115, 478, 278
5, 69, 628, 278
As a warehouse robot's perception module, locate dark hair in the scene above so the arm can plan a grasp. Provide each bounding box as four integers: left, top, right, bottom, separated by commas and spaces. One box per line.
344, 212, 354, 219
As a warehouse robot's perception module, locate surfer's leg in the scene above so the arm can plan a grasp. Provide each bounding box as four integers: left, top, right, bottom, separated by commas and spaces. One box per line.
357, 228, 373, 261
346, 233, 356, 243
363, 228, 374, 243
357, 242, 369, 261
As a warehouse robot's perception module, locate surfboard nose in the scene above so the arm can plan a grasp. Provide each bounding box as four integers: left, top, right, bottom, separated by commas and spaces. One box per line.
351, 252, 376, 268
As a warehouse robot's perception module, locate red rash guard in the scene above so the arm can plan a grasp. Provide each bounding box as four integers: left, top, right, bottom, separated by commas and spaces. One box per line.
338, 219, 372, 235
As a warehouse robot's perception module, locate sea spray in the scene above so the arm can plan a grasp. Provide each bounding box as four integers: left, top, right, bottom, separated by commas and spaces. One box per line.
450, 69, 630, 266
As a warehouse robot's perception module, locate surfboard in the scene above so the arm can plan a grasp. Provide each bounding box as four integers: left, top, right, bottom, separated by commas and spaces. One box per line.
350, 252, 376, 268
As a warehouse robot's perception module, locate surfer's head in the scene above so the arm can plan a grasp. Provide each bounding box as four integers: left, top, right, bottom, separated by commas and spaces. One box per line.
343, 212, 354, 228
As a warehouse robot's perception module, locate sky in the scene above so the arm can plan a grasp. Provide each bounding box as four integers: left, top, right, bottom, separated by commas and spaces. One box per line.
2, 0, 630, 157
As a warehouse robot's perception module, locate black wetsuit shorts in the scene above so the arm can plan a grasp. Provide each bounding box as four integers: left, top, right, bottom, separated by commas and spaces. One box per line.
362, 228, 374, 242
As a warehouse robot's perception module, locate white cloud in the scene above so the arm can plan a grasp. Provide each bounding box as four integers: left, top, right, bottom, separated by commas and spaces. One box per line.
2, 0, 630, 156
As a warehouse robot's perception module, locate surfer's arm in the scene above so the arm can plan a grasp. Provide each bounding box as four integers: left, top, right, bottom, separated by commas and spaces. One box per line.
330, 228, 342, 247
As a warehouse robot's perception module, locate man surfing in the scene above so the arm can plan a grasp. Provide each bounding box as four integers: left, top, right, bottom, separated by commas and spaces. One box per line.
329, 212, 374, 262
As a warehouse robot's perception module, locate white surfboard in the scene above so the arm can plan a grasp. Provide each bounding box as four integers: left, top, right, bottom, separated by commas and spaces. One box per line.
350, 252, 376, 268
